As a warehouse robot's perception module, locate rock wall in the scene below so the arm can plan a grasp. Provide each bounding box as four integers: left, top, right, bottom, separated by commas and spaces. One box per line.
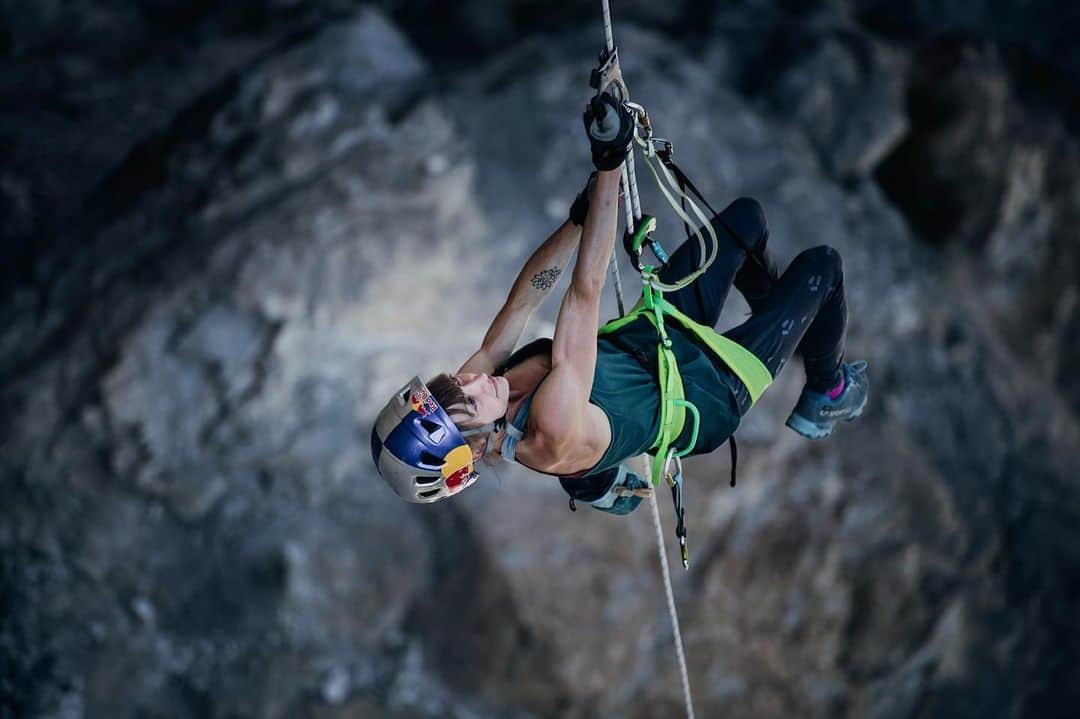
2, 2, 1079, 718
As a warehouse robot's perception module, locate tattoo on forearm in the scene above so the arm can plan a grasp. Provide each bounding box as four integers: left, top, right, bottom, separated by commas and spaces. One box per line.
530, 267, 561, 292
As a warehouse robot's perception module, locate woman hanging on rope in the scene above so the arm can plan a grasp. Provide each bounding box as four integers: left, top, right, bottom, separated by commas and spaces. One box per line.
370, 94, 869, 512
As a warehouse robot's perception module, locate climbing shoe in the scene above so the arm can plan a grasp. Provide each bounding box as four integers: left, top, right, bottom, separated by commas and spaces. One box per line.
785, 360, 869, 439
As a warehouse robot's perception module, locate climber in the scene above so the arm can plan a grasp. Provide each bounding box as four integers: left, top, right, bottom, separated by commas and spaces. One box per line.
370, 93, 868, 510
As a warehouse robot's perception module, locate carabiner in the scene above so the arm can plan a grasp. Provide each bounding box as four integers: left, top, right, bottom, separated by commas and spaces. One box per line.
622, 214, 668, 273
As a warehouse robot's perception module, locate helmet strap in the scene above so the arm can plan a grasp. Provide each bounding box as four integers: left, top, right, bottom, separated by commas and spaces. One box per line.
460, 417, 507, 458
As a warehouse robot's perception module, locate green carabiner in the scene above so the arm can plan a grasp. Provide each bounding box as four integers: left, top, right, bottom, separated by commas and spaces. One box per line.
629, 214, 657, 255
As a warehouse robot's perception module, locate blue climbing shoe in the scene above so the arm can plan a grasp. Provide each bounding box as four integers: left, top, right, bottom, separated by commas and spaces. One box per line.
785, 361, 869, 439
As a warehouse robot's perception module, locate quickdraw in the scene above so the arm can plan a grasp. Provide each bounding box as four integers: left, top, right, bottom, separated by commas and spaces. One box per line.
665, 454, 689, 569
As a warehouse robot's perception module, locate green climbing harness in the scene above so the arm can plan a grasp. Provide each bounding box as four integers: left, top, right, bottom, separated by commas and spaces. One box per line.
599, 283, 773, 487
598, 201, 774, 488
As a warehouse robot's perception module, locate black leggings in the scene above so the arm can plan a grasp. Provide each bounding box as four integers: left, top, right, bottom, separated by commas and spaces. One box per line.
658, 197, 847, 415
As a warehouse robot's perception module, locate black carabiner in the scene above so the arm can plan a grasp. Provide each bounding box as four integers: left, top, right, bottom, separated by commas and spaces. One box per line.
668, 470, 690, 570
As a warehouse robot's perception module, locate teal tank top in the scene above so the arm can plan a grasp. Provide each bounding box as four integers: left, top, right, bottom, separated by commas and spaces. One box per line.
580, 316, 744, 477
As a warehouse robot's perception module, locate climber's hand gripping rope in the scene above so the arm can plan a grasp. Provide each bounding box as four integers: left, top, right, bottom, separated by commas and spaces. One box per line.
583, 91, 635, 171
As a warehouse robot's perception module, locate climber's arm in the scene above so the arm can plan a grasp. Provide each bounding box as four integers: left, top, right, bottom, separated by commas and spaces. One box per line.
456, 218, 581, 376
526, 169, 621, 462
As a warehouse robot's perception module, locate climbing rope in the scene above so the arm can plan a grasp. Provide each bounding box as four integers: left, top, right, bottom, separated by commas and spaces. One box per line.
596, 2, 696, 717
648, 483, 695, 718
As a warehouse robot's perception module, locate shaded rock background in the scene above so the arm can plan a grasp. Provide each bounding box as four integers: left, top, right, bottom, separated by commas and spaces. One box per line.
2, 2, 1079, 718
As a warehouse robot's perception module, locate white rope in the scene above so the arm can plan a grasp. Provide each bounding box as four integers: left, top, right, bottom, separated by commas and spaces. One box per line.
624, 148, 645, 226
602, 0, 614, 51
608, 244, 627, 318
646, 476, 697, 719
638, 150, 719, 292
598, 2, 696, 717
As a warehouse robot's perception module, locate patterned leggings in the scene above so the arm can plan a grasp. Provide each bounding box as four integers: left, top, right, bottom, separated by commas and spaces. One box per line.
658, 197, 847, 414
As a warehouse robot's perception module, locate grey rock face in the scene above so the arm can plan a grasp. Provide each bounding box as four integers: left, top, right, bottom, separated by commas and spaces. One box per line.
766, 29, 908, 179
2, 2, 1080, 719
876, 37, 1080, 416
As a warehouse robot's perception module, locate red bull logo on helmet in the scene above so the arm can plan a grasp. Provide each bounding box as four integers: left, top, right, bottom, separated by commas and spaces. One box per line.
441, 445, 475, 493
445, 465, 472, 491
410, 385, 439, 416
